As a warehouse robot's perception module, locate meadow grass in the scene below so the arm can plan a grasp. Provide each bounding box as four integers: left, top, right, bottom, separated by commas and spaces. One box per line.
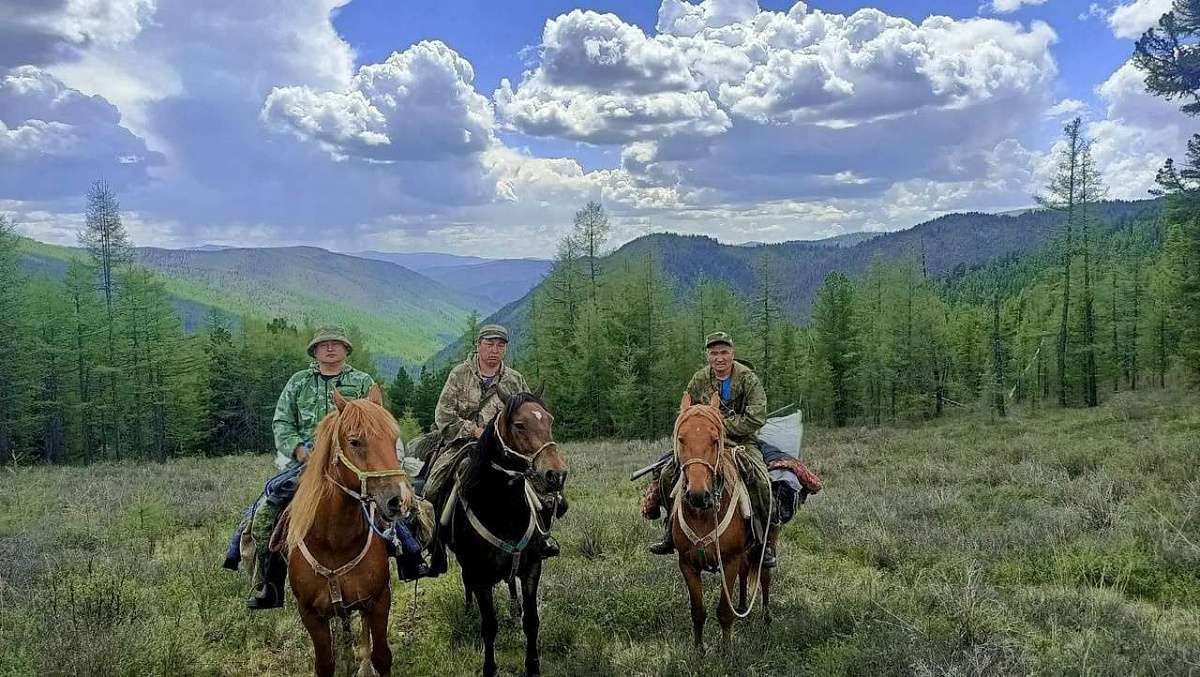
1, 391, 1198, 676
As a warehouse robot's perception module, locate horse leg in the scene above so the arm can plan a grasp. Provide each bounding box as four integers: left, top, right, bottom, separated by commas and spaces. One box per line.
679, 559, 706, 650
462, 569, 474, 611
363, 598, 392, 677
737, 562, 748, 614
717, 555, 741, 651
475, 584, 499, 677
333, 616, 356, 677
521, 563, 543, 677
508, 575, 523, 620
761, 564, 773, 626
299, 608, 336, 677
762, 525, 778, 625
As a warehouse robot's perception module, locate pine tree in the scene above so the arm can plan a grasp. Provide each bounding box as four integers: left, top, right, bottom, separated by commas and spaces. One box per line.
64, 259, 100, 461
752, 251, 781, 396
1037, 118, 1086, 406
1078, 141, 1106, 406
990, 294, 1008, 417
811, 272, 859, 427
387, 368, 415, 421
573, 201, 610, 307
0, 216, 29, 461
80, 180, 133, 458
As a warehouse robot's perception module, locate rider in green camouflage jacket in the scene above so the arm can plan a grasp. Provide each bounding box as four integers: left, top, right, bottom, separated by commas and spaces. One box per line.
241, 326, 429, 610
646, 331, 777, 567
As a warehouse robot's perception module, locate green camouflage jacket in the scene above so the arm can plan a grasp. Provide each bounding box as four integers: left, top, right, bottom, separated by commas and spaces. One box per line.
272, 362, 375, 469
434, 356, 529, 445
684, 360, 767, 447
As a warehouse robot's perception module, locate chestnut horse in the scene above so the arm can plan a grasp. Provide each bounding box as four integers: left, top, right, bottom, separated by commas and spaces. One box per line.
672, 393, 772, 649
286, 385, 413, 677
442, 390, 568, 677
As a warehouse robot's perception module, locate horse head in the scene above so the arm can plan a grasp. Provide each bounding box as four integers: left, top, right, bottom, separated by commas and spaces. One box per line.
329, 384, 413, 521
489, 387, 568, 494
675, 392, 724, 511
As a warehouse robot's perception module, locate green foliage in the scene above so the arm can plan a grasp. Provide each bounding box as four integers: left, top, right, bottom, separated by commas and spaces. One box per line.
2, 395, 1199, 675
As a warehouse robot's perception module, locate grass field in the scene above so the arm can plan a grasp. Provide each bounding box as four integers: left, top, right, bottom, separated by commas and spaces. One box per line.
2, 391, 1199, 676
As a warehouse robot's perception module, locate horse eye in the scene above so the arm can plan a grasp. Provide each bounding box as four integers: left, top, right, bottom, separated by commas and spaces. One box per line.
514, 421, 526, 430
349, 437, 362, 448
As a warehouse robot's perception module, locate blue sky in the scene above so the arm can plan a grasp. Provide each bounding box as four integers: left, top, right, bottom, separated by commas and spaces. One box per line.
0, 0, 1192, 256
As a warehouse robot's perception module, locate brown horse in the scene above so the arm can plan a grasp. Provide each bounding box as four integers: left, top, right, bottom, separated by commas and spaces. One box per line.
286, 385, 413, 677
672, 393, 772, 649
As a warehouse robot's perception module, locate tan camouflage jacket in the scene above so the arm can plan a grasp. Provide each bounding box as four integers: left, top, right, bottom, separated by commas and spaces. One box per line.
684, 360, 767, 447
434, 356, 529, 445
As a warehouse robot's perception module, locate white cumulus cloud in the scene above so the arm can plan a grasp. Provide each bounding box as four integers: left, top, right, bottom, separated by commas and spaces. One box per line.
263, 41, 495, 162
1108, 0, 1172, 39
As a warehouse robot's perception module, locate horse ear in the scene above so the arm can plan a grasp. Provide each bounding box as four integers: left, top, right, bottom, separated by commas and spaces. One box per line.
534, 382, 545, 399
679, 392, 692, 414
367, 383, 383, 406
332, 387, 348, 412
708, 392, 720, 410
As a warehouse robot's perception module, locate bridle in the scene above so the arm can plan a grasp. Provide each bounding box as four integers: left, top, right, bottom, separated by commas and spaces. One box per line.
673, 405, 727, 500
324, 411, 410, 504
489, 407, 560, 484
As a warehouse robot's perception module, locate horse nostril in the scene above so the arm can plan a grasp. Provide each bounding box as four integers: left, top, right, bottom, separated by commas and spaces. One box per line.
386, 496, 402, 515
544, 469, 566, 490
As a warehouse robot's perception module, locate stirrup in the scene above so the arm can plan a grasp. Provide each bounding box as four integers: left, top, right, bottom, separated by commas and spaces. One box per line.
395, 553, 433, 581
648, 539, 675, 555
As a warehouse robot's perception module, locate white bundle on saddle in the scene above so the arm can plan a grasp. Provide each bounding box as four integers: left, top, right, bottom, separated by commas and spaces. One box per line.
758, 410, 803, 458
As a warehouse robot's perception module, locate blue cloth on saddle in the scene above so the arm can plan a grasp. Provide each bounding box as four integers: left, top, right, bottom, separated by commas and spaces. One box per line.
263, 463, 304, 506
761, 440, 803, 524
391, 519, 422, 555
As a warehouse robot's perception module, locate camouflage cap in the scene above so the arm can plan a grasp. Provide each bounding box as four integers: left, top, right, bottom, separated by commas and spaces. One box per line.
477, 324, 509, 343
307, 325, 354, 357
705, 331, 734, 349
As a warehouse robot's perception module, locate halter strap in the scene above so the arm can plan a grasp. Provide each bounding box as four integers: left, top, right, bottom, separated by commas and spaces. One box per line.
496, 426, 558, 470
673, 405, 726, 488
327, 412, 409, 494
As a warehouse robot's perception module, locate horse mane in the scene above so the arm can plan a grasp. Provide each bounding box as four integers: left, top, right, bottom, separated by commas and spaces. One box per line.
286, 399, 400, 550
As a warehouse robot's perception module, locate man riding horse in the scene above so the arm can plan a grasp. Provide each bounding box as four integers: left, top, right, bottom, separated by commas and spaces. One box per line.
644, 331, 778, 568
422, 324, 560, 575
230, 325, 431, 610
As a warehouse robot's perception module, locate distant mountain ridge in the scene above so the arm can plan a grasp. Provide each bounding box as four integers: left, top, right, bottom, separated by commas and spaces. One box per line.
351, 250, 552, 311
18, 240, 485, 374
430, 199, 1162, 367
352, 250, 494, 271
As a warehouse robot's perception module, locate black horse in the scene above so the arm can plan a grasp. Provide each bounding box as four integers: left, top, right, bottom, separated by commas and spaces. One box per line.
442, 391, 568, 677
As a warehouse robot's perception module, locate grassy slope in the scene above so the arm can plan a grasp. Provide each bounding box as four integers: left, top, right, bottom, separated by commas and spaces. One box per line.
17, 238, 478, 366
1, 393, 1198, 675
